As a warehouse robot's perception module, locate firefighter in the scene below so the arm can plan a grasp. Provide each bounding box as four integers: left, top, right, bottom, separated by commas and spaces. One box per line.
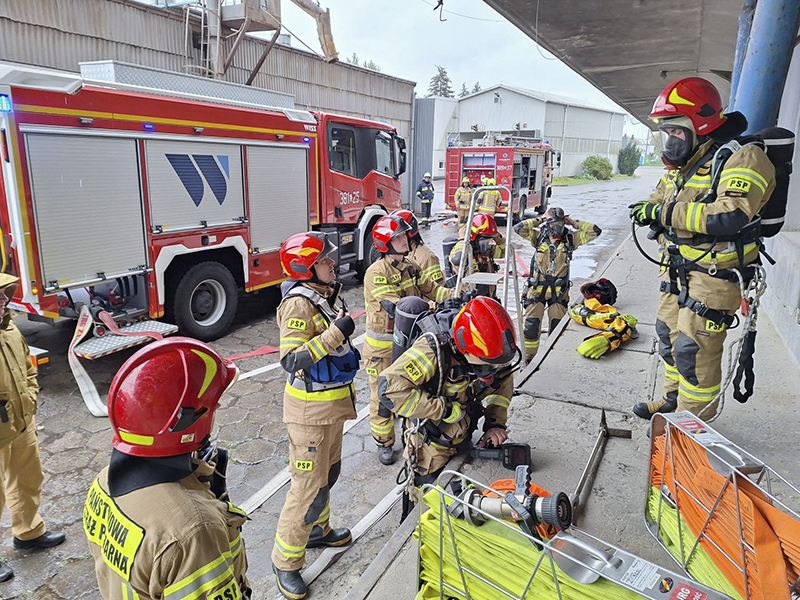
378, 297, 518, 487
478, 178, 502, 217
514, 208, 601, 360
450, 214, 505, 298
454, 177, 473, 224
416, 172, 435, 229
273, 231, 358, 599
364, 215, 453, 466
0, 273, 65, 583
629, 78, 775, 419
392, 209, 445, 287
85, 337, 250, 600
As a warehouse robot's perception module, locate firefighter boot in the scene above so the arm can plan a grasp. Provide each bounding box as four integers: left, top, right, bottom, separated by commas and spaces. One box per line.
632, 397, 677, 420
273, 564, 307, 600
307, 525, 352, 548
378, 445, 396, 465
0, 564, 13, 582
13, 531, 66, 550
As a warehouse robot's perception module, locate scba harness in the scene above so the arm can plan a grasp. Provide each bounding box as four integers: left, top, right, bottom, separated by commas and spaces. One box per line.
524, 228, 575, 309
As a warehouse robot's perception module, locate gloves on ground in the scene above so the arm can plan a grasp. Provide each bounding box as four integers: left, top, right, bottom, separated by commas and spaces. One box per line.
620, 314, 638, 328
577, 335, 611, 359
334, 315, 355, 338
628, 201, 661, 226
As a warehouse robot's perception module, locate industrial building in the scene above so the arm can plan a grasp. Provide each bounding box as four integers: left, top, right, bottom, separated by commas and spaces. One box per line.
412, 84, 625, 188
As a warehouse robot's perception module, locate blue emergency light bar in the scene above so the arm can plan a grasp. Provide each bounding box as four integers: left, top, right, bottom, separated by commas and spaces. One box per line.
303, 136, 311, 143
0, 95, 11, 113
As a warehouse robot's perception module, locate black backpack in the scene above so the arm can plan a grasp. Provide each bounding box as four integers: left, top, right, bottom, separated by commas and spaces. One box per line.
705, 127, 794, 238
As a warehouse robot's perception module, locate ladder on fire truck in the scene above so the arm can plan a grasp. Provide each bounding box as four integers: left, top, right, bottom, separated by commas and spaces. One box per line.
452, 185, 527, 370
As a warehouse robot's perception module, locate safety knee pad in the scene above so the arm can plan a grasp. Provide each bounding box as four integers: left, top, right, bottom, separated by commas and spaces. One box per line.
549, 317, 562, 333
328, 461, 341, 489
655, 319, 674, 361
524, 318, 541, 340
303, 486, 330, 526
674, 332, 700, 385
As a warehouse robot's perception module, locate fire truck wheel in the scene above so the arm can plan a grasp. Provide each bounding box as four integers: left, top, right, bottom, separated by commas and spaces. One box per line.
172, 262, 238, 341
536, 195, 548, 215
513, 196, 527, 224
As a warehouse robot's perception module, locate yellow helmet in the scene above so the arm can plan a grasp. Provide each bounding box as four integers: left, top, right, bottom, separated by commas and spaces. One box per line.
461, 177, 470, 184
488, 178, 496, 185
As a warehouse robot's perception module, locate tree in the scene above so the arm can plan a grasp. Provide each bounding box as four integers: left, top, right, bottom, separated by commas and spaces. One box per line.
459, 83, 470, 98
472, 82, 482, 93
427, 65, 455, 98
580, 156, 613, 180
363, 59, 381, 72
345, 52, 360, 66
618, 142, 642, 176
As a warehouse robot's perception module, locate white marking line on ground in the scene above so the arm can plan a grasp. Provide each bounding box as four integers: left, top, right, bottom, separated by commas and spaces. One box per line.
238, 333, 366, 381
239, 404, 370, 515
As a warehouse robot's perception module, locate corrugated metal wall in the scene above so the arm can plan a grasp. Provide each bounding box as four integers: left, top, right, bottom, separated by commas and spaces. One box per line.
0, 0, 416, 202
411, 98, 435, 213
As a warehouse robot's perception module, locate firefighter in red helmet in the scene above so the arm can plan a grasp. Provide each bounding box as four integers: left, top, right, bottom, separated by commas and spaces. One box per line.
84, 337, 251, 600
629, 77, 775, 419
391, 209, 445, 287
272, 231, 358, 599
378, 297, 519, 487
363, 215, 453, 466
449, 213, 506, 297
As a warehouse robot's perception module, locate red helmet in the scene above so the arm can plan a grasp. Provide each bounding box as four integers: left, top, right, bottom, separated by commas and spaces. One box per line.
649, 78, 726, 135
453, 297, 517, 364
108, 337, 239, 457
470, 213, 498, 242
373, 215, 411, 253
280, 232, 336, 280
391, 209, 419, 238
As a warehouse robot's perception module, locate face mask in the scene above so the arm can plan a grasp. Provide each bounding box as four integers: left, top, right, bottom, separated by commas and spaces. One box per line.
659, 125, 695, 167
475, 238, 492, 255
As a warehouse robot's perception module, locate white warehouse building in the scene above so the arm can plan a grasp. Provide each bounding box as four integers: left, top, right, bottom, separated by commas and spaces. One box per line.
412, 84, 625, 184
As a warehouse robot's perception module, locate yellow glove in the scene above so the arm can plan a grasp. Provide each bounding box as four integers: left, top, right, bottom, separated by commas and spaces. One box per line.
577, 335, 611, 359
620, 314, 638, 328
442, 401, 465, 424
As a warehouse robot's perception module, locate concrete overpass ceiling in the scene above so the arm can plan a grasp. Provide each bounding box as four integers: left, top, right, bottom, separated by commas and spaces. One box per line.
483, 0, 739, 126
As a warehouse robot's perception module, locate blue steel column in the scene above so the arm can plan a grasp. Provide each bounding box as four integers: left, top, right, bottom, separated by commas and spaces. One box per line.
734, 0, 800, 134
729, 0, 757, 109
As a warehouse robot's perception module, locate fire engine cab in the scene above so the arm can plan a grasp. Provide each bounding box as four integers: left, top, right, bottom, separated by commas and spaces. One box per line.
0, 61, 406, 352
445, 136, 558, 222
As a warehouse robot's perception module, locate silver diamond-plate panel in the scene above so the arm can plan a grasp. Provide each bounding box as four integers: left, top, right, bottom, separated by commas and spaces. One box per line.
74, 321, 179, 360
79, 60, 295, 109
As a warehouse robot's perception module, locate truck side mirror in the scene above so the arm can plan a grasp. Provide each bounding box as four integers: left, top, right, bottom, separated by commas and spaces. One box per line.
556, 152, 562, 167
394, 135, 407, 179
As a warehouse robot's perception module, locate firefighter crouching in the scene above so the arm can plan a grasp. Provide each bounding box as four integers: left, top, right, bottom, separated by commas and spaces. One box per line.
477, 179, 502, 216
272, 232, 358, 599
450, 214, 505, 298
392, 209, 445, 288
364, 215, 453, 466
378, 297, 518, 489
0, 273, 66, 584
514, 208, 601, 361
454, 177, 473, 224
629, 77, 775, 419
416, 172, 435, 229
85, 338, 250, 600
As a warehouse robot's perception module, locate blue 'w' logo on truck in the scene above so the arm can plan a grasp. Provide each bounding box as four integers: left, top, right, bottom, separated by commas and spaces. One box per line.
166, 154, 230, 206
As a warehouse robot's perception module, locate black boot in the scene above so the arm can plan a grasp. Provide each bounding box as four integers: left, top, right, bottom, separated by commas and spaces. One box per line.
0, 564, 13, 582
632, 397, 677, 420
13, 531, 66, 550
307, 525, 352, 548
273, 564, 307, 600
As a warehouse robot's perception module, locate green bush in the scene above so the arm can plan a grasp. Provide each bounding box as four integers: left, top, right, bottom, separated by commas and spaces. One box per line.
618, 144, 642, 176
580, 156, 613, 180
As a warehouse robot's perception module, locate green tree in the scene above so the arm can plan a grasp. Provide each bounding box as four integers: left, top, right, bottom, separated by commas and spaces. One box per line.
345, 52, 360, 66
427, 65, 455, 98
363, 59, 381, 72
618, 143, 642, 176
472, 82, 482, 93
459, 83, 470, 98
580, 156, 613, 180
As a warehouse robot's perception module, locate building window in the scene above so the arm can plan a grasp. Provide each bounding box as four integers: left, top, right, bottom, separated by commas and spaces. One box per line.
438, 161, 444, 169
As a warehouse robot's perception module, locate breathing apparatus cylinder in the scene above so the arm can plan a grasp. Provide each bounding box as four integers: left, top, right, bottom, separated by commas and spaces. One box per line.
392, 296, 431, 362
442, 235, 459, 283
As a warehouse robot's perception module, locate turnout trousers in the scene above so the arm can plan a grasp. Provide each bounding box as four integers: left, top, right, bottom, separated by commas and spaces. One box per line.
523, 297, 568, 362
656, 270, 741, 416
0, 419, 46, 541
272, 422, 344, 571
367, 355, 395, 447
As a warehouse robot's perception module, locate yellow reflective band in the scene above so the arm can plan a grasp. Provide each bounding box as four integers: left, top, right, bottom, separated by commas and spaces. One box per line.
365, 333, 394, 348
280, 336, 307, 348
307, 337, 327, 361
312, 314, 326, 325
274, 534, 306, 559
370, 421, 395, 434
664, 363, 680, 381
435, 286, 449, 302
406, 346, 435, 377
719, 168, 768, 193
118, 431, 154, 447
84, 480, 145, 582
524, 340, 540, 348
163, 554, 235, 600
678, 242, 758, 263
314, 505, 331, 525
485, 395, 510, 409
443, 380, 468, 395
287, 318, 307, 330
684, 202, 703, 232
229, 535, 242, 559
668, 87, 695, 106
227, 502, 246, 517
191, 350, 218, 399
284, 382, 354, 402
678, 376, 720, 401
397, 389, 422, 417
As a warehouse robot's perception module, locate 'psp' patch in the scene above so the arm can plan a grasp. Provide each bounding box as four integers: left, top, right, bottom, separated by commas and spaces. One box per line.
295, 460, 314, 471
705, 320, 726, 333
726, 178, 751, 192
373, 275, 388, 284
287, 318, 307, 330
366, 367, 378, 376
390, 273, 402, 284
431, 271, 444, 281
404, 360, 424, 381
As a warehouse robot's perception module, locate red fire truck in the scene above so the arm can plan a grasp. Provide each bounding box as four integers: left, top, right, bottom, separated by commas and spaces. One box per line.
0, 62, 406, 346
445, 138, 558, 221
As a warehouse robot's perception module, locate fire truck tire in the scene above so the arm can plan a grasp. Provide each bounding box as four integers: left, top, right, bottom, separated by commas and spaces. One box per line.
513, 196, 527, 224
172, 262, 238, 341
536, 195, 548, 215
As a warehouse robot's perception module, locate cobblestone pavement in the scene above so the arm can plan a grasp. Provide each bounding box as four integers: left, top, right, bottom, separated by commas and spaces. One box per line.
1, 169, 661, 599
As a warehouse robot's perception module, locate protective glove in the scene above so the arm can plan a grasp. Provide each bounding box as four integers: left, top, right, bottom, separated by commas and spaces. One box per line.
577, 335, 611, 359
442, 400, 465, 424
620, 314, 638, 328
334, 315, 355, 338
513, 222, 525, 235
628, 201, 661, 226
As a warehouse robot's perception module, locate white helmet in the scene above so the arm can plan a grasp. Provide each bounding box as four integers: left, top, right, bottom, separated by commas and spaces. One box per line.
424, 172, 431, 178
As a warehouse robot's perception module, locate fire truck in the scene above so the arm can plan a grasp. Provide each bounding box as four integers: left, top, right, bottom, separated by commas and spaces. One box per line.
0, 62, 406, 348
445, 137, 558, 221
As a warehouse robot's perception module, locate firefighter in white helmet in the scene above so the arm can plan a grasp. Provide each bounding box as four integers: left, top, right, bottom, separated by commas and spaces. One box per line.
416, 172, 435, 229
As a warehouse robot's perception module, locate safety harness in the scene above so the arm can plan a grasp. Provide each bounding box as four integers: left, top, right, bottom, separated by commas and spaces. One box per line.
524, 228, 574, 308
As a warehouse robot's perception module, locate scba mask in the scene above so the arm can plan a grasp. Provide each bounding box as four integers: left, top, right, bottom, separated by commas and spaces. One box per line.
658, 117, 696, 167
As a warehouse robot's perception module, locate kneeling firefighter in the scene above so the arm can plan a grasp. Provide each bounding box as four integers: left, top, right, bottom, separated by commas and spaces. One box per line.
272, 232, 359, 599
629, 77, 781, 420
378, 296, 519, 515
448, 213, 506, 296
392, 209, 445, 287
85, 338, 251, 600
514, 208, 601, 361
